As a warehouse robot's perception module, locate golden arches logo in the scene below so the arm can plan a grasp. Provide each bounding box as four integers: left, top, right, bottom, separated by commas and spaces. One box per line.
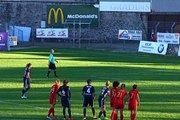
48, 8, 64, 25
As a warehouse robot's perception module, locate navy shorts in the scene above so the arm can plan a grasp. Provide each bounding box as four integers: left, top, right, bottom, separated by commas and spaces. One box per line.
98, 96, 105, 108
61, 99, 70, 108
83, 97, 94, 107
23, 77, 30, 88
49, 63, 56, 70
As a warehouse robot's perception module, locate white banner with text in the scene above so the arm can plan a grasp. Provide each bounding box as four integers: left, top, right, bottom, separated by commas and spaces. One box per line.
9, 36, 17, 46
36, 28, 68, 38
138, 41, 168, 55
118, 30, 142, 40
157, 32, 180, 44
100, 1, 151, 12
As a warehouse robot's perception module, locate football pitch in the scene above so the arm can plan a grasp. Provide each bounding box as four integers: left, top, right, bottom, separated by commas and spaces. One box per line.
0, 48, 180, 120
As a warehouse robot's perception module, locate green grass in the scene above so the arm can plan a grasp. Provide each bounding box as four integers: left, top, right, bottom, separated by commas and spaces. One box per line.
0, 48, 180, 120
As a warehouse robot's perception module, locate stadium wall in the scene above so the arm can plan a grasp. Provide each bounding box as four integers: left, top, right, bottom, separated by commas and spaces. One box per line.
0, 2, 148, 42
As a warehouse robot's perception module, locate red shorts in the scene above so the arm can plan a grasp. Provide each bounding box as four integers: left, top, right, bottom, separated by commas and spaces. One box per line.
114, 101, 124, 110
49, 97, 56, 104
110, 99, 115, 108
110, 101, 114, 108
128, 101, 137, 111
111, 100, 124, 109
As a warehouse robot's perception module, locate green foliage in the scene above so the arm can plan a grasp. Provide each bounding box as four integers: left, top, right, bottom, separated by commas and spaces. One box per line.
0, 48, 180, 120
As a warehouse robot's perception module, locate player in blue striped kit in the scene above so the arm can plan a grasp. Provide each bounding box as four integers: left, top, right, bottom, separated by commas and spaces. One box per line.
82, 79, 96, 119
21, 63, 32, 99
97, 81, 110, 120
57, 80, 73, 120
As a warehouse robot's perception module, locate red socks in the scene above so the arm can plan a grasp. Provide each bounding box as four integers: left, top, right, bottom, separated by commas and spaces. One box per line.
110, 111, 117, 120
120, 114, 124, 120
114, 113, 118, 120
131, 113, 136, 120
52, 108, 55, 117
48, 108, 55, 117
48, 108, 53, 116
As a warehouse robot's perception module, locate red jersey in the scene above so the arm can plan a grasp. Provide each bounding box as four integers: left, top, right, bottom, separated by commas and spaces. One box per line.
49, 84, 60, 104
110, 87, 119, 108
118, 89, 127, 104
128, 89, 139, 110
110, 87, 127, 109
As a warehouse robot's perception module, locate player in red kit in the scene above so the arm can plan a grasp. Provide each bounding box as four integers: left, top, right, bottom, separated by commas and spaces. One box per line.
128, 84, 140, 120
47, 80, 61, 120
110, 82, 127, 120
119, 84, 127, 120
109, 81, 120, 120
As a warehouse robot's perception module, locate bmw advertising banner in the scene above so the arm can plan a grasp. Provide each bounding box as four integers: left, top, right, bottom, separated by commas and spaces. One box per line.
0, 32, 8, 51
138, 41, 168, 55
47, 5, 99, 28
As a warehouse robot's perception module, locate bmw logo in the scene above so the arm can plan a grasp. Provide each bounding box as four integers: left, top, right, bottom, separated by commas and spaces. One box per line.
158, 44, 164, 53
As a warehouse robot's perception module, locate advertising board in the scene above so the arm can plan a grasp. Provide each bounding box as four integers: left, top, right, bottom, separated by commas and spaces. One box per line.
0, 32, 8, 51
9, 36, 17, 46
138, 41, 168, 55
157, 32, 180, 44
47, 5, 98, 27
100, 1, 151, 12
36, 28, 68, 38
118, 30, 142, 40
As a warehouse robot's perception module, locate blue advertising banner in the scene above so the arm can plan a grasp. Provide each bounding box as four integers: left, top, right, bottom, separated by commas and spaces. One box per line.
0, 32, 8, 51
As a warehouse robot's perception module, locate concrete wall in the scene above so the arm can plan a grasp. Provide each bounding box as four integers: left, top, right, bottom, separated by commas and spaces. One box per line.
0, 2, 148, 41
0, 2, 42, 27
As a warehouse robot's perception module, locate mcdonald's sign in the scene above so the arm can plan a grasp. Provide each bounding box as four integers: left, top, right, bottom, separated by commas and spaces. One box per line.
48, 8, 64, 25
47, 5, 99, 28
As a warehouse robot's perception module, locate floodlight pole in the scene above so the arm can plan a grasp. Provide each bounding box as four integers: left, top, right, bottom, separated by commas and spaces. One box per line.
5, 23, 10, 51
155, 22, 160, 33
88, 21, 91, 46
73, 21, 75, 48
79, 21, 81, 48
171, 22, 176, 33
